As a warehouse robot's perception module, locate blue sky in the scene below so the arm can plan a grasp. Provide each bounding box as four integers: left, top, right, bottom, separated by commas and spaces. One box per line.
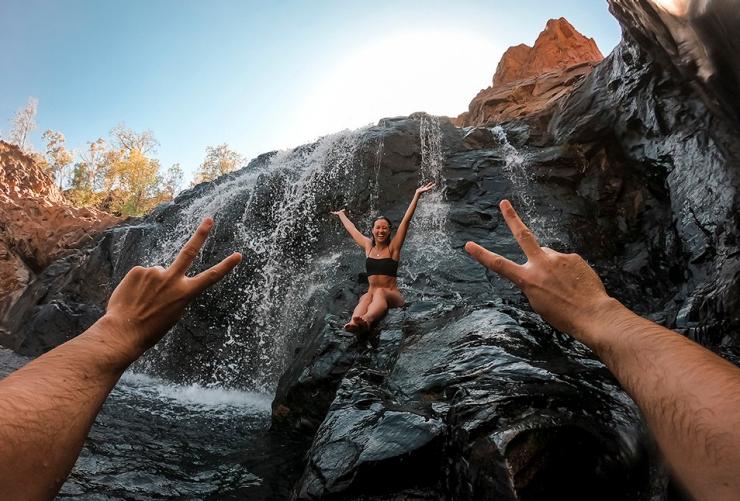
1, 0, 621, 183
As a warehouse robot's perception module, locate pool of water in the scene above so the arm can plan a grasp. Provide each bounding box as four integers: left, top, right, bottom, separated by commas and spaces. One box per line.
0, 349, 307, 500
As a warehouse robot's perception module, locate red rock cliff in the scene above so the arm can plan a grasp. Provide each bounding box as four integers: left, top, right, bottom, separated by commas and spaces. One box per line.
457, 18, 604, 126
0, 140, 119, 314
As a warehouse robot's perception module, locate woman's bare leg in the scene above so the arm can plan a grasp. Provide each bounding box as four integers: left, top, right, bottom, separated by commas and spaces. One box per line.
361, 293, 389, 327
345, 292, 372, 332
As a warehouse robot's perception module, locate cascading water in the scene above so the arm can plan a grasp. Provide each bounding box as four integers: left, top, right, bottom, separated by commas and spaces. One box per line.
404, 115, 456, 295
491, 125, 553, 243
136, 129, 375, 392
228, 131, 366, 389
368, 138, 384, 215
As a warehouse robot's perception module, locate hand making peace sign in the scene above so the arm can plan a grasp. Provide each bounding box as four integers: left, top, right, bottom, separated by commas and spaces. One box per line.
106, 218, 242, 356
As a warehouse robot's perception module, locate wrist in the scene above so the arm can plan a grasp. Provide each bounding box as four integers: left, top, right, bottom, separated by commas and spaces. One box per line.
570, 296, 628, 350
85, 314, 146, 373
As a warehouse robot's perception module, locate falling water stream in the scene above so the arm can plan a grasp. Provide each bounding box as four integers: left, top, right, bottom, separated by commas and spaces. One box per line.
491, 125, 553, 243
139, 129, 368, 391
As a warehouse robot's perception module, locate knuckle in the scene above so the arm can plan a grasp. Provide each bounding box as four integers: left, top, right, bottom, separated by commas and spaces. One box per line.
517, 228, 534, 241
183, 246, 199, 259
490, 256, 505, 270
129, 265, 146, 277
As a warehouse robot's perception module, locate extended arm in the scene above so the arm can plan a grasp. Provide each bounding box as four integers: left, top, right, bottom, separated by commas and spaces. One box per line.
390, 182, 435, 254
465, 200, 740, 501
0, 218, 241, 500
331, 209, 371, 250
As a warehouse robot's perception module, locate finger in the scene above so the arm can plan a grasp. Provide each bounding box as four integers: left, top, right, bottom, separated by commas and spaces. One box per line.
464, 241, 523, 283
169, 218, 214, 276
190, 252, 242, 291
500, 200, 544, 261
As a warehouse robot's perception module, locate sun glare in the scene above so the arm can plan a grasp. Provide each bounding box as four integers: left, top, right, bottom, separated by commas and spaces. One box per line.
650, 0, 690, 16
285, 30, 503, 146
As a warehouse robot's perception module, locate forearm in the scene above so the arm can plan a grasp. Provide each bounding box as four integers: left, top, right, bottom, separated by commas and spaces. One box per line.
400, 193, 421, 226
0, 314, 137, 499
578, 299, 740, 500
337, 212, 358, 236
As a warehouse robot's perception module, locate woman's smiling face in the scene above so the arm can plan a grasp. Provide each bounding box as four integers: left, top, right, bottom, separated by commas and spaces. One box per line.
372, 219, 391, 244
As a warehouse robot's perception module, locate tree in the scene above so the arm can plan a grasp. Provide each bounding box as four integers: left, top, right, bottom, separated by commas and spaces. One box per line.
161, 163, 184, 199
194, 143, 244, 184
98, 126, 160, 216
110, 123, 158, 155
8, 97, 38, 151
42, 129, 74, 188
67, 138, 107, 207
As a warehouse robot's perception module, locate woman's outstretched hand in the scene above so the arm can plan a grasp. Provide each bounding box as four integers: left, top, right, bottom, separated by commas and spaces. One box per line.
105, 217, 242, 358
415, 181, 436, 196
330, 209, 346, 216
464, 200, 613, 343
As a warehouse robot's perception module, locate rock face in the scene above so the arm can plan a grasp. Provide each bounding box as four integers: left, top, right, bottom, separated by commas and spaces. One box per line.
492, 18, 603, 86
456, 18, 604, 127
2, 1, 740, 500
0, 141, 119, 327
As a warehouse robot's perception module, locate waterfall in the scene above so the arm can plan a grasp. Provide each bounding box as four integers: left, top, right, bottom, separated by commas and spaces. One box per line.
229, 131, 366, 389
369, 138, 384, 215
133, 116, 457, 391
404, 115, 453, 293
138, 129, 373, 391
491, 126, 552, 243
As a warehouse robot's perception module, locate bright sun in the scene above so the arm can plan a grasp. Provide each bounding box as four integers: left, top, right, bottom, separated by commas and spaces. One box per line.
286, 29, 503, 145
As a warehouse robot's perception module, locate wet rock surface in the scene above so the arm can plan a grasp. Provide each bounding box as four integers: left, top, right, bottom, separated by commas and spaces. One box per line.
2, 1, 739, 499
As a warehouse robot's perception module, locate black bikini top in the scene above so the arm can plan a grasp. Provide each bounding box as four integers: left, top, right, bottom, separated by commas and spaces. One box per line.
366, 248, 399, 277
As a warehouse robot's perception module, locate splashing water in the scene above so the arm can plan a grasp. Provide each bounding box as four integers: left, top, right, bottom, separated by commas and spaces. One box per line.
405, 115, 453, 292
369, 138, 384, 215
138, 129, 372, 391
230, 131, 366, 389
491, 126, 552, 242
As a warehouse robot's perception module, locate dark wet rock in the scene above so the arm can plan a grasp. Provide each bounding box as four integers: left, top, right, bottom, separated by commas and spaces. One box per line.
462, 127, 496, 150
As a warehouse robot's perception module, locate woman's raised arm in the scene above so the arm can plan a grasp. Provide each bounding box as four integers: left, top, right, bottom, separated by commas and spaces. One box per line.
390, 182, 436, 254
331, 209, 371, 250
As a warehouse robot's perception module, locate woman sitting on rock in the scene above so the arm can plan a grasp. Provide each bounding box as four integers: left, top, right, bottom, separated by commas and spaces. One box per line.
331, 182, 436, 333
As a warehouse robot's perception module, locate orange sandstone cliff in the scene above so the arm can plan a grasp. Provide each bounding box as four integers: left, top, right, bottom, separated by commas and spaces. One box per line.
0, 140, 120, 315
456, 18, 603, 126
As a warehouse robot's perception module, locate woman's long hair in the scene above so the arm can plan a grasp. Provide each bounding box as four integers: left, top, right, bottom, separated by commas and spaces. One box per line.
370, 216, 393, 248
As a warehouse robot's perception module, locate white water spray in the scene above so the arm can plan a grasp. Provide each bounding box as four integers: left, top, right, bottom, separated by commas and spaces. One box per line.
405, 115, 454, 291
491, 126, 552, 242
